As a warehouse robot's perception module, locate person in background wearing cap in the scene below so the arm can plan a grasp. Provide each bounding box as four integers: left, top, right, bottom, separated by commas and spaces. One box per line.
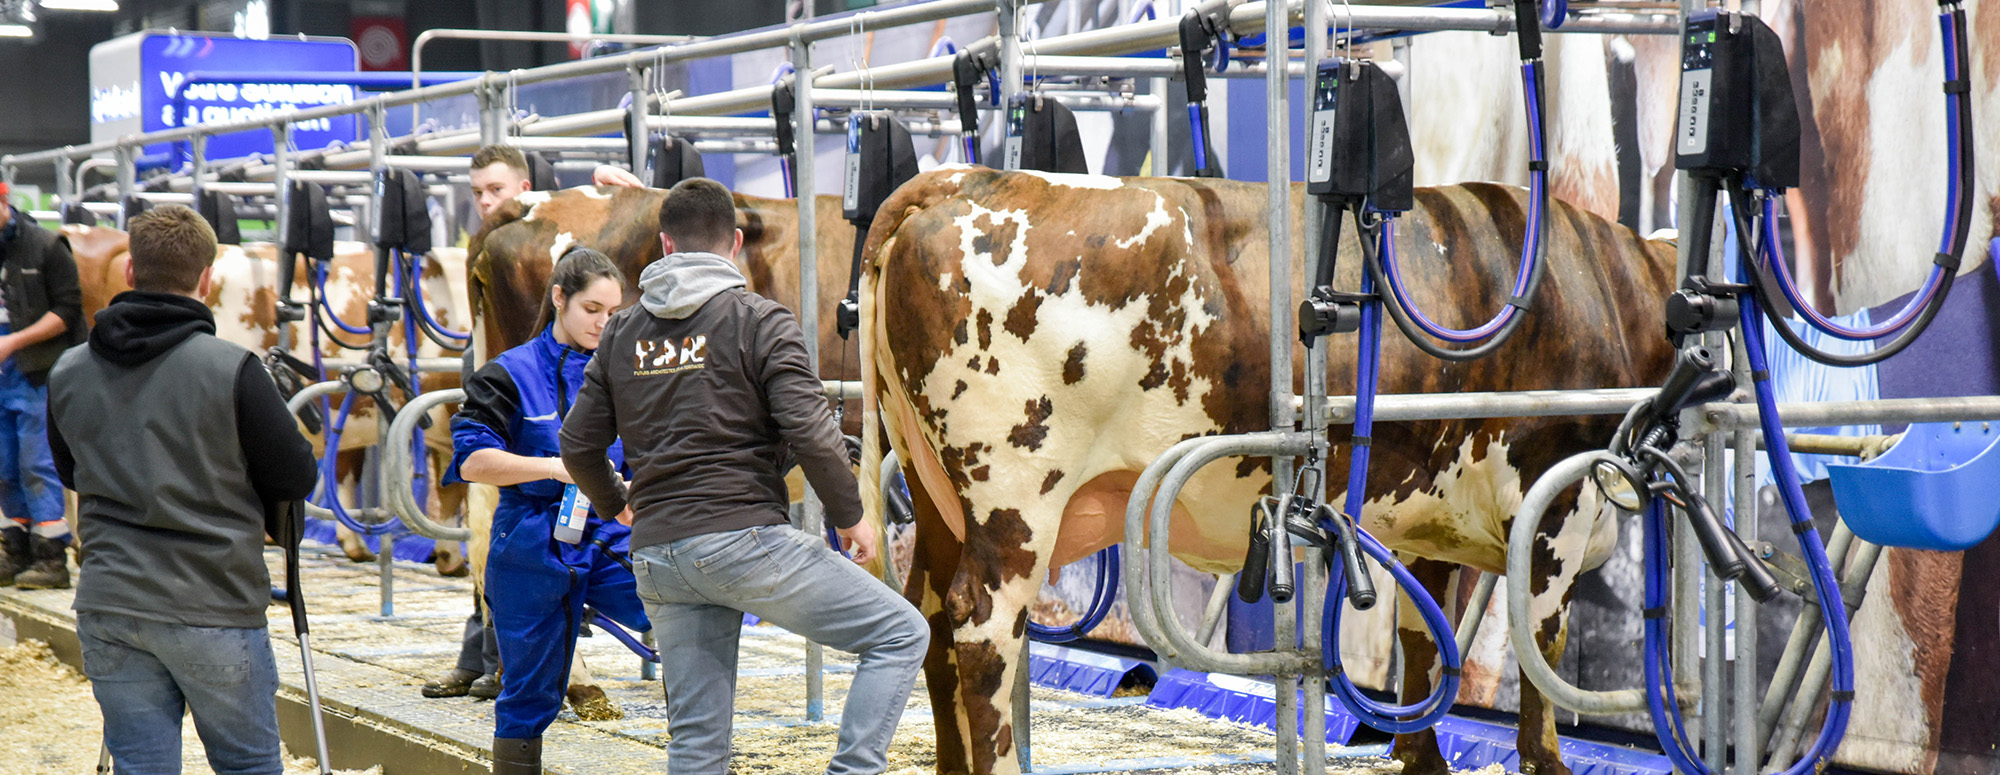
0, 182, 84, 590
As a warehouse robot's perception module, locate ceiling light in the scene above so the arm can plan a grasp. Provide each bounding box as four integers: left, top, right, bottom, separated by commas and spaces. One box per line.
0, 24, 32, 36
38, 0, 118, 10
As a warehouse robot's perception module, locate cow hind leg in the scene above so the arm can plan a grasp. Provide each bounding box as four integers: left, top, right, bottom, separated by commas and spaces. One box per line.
332, 451, 376, 562
1389, 558, 1461, 775
905, 477, 972, 775
566, 653, 623, 721
333, 523, 376, 563
943, 504, 1060, 775
1515, 485, 1587, 775
432, 480, 470, 578
1515, 616, 1575, 775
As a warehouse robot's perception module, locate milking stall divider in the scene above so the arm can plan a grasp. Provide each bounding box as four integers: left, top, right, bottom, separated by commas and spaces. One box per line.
8, 1, 2000, 774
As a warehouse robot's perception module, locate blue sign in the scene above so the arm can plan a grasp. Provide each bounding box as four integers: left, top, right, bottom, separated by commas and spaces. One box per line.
91, 32, 359, 168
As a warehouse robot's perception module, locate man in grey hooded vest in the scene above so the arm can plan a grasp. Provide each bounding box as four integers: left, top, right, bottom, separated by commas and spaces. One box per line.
48, 204, 317, 775
562, 178, 927, 775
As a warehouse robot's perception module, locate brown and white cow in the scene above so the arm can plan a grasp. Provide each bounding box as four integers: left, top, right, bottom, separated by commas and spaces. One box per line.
856, 168, 1677, 775
468, 186, 858, 400
65, 225, 473, 572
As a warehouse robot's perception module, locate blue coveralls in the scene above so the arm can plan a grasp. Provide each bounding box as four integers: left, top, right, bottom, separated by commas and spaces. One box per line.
448, 326, 651, 740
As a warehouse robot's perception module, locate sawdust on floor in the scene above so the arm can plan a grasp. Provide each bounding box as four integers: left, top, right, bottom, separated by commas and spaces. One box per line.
0, 638, 380, 775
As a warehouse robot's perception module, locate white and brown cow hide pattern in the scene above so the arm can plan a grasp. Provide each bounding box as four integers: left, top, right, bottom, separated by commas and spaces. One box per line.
863, 168, 1670, 775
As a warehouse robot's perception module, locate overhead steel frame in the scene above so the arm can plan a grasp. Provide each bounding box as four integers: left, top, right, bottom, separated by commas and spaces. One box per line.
0, 0, 1743, 770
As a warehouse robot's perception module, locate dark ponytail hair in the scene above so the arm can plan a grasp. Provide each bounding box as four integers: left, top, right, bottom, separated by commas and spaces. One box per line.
535, 246, 625, 334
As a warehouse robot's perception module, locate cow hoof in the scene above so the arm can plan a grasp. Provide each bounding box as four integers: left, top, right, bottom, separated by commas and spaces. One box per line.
567, 686, 624, 722
336, 535, 377, 563
434, 554, 468, 577
1392, 746, 1451, 775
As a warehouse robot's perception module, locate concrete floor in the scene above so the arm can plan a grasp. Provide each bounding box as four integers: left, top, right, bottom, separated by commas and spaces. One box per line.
0, 542, 1416, 775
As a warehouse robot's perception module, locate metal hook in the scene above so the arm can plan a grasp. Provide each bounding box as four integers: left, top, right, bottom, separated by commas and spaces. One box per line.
1025, 25, 1043, 106
849, 11, 875, 114
1337, 0, 1357, 63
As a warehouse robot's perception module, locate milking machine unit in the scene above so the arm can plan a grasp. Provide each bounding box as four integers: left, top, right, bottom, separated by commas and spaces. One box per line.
625, 105, 705, 191
1004, 93, 1090, 174
1590, 4, 1976, 772
836, 111, 919, 342
196, 188, 243, 246
1225, 0, 1553, 733
772, 71, 800, 198
1274, 53, 1462, 734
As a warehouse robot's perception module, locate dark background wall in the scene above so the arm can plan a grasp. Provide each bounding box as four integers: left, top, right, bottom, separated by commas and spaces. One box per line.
0, 0, 845, 190
0, 14, 116, 178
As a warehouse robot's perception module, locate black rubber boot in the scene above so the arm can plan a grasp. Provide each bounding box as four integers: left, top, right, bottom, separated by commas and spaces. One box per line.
15, 534, 71, 590
422, 668, 481, 698
469, 672, 503, 700
0, 528, 26, 587
492, 737, 542, 775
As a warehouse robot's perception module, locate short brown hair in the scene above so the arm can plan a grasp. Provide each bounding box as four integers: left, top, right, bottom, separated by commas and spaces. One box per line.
471, 145, 531, 179
127, 205, 217, 294
657, 178, 736, 254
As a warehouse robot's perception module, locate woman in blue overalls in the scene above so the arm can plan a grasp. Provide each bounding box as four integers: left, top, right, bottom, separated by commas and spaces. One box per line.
447, 248, 649, 774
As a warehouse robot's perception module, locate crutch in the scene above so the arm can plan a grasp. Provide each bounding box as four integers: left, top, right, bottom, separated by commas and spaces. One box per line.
280, 499, 334, 775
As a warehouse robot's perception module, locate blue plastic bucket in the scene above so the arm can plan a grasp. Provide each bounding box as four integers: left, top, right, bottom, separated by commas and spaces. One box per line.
1825, 422, 2000, 551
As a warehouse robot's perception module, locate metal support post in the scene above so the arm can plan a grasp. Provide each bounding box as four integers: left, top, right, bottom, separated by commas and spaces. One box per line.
54, 157, 72, 204
1265, 2, 1298, 774
790, 29, 827, 726
189, 135, 209, 210
1391, 38, 1413, 117
1015, 639, 1034, 772
628, 64, 651, 173
998, 0, 1023, 107
272, 126, 291, 250
641, 631, 658, 680
1671, 0, 1707, 722
1149, 76, 1170, 176
1730, 328, 1759, 775
479, 81, 506, 148
113, 147, 135, 229
370, 103, 396, 618
1701, 387, 1727, 768
1300, 0, 1329, 768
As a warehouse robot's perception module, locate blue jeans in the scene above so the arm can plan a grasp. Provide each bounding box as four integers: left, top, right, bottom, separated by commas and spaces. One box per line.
632, 525, 928, 775
0, 330, 64, 534
77, 611, 282, 775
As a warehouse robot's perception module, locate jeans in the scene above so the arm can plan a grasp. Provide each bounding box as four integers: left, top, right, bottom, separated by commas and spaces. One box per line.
0, 329, 65, 535
632, 525, 928, 775
77, 611, 282, 775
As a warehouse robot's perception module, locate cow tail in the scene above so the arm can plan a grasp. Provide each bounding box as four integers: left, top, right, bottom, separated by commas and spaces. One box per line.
856, 171, 958, 542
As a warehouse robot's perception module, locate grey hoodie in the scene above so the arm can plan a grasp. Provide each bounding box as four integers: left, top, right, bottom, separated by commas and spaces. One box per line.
639, 251, 747, 320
